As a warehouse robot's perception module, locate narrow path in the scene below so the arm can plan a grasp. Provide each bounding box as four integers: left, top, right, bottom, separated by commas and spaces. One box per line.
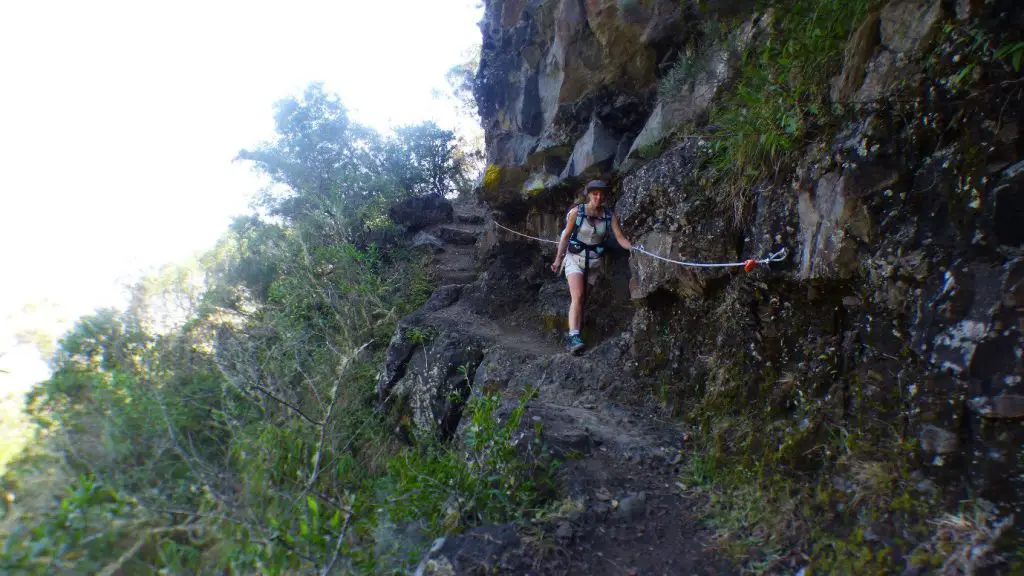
410, 198, 738, 575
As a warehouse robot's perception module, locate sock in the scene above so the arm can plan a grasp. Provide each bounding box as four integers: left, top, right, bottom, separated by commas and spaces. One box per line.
569, 329, 580, 336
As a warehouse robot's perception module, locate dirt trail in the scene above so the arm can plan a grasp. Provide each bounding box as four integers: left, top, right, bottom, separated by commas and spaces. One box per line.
409, 199, 738, 576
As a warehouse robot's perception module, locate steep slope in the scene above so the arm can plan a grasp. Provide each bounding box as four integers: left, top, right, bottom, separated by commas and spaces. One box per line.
382, 0, 1023, 573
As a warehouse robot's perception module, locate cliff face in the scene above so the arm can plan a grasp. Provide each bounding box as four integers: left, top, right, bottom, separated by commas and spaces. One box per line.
467, 0, 1021, 563
384, 0, 1023, 572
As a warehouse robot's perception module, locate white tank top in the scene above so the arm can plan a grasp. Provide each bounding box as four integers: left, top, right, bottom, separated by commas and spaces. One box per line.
574, 207, 608, 247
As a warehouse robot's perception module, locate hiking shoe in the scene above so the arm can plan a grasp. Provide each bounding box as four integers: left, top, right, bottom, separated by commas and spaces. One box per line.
566, 333, 585, 355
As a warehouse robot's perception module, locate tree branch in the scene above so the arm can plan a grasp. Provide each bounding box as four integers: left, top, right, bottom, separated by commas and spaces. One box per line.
307, 341, 372, 490
97, 523, 203, 576
252, 383, 321, 426
320, 495, 354, 576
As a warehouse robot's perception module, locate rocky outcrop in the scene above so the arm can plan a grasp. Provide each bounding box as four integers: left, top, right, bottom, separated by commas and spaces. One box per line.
406, 197, 490, 286
414, 524, 528, 576
476, 0, 696, 208
855, 0, 946, 101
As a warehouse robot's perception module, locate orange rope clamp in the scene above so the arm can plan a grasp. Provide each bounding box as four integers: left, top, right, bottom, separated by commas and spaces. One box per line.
743, 259, 758, 273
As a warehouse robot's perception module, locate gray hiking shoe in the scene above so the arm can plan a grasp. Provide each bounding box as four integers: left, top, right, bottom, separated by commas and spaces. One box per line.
566, 333, 585, 354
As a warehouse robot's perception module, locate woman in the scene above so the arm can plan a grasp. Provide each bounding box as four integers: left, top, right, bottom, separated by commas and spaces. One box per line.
550, 180, 633, 354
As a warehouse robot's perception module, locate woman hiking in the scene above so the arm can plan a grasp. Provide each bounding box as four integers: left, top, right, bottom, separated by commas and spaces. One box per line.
550, 179, 633, 354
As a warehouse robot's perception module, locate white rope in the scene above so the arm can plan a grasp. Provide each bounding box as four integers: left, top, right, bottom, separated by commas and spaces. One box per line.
492, 220, 559, 245
492, 219, 788, 269
631, 244, 788, 268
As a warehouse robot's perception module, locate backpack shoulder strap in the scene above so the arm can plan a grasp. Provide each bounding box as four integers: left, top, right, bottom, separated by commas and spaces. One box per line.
568, 205, 584, 245
603, 208, 613, 221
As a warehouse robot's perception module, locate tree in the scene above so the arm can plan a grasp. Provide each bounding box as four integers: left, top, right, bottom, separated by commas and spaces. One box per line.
239, 83, 476, 241
444, 46, 481, 122
442, 48, 485, 184
390, 122, 473, 197
237, 83, 377, 241
201, 215, 289, 308
238, 83, 362, 200
50, 308, 142, 373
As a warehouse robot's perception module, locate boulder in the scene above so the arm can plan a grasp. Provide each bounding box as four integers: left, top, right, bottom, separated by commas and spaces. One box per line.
879, 0, 944, 55
797, 172, 868, 280
438, 226, 479, 246
477, 164, 531, 209
830, 11, 881, 103
414, 524, 528, 576
918, 424, 959, 455
617, 140, 742, 298
412, 231, 445, 253
389, 195, 454, 231
380, 319, 486, 439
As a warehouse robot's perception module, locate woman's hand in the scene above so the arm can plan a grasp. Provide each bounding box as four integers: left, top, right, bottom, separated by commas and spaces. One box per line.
551, 255, 563, 273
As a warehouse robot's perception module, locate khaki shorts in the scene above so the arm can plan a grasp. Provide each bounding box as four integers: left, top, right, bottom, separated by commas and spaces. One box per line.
563, 252, 602, 285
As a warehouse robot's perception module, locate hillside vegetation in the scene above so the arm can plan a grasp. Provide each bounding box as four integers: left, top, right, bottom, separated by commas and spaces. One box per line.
0, 84, 545, 575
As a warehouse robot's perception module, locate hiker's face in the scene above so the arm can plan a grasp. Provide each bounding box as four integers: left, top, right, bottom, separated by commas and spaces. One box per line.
587, 188, 604, 206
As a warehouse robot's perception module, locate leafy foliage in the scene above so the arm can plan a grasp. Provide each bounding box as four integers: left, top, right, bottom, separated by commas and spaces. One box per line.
1, 475, 139, 575
379, 392, 556, 537
0, 83, 496, 574
443, 47, 481, 122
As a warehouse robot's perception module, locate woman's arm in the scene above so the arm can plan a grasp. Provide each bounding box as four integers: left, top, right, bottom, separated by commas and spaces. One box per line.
611, 214, 632, 251
551, 207, 578, 272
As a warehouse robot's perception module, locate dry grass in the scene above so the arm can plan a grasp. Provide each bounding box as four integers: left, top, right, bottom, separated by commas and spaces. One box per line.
847, 459, 896, 508
912, 505, 1015, 575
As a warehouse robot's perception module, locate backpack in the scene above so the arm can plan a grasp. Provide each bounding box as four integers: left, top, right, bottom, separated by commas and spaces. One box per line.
567, 204, 614, 256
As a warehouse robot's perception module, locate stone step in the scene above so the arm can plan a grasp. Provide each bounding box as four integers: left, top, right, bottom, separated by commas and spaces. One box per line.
455, 212, 486, 225
438, 226, 479, 245
436, 221, 485, 233
436, 270, 478, 285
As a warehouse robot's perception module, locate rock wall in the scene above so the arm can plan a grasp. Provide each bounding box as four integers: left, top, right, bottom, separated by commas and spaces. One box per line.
473, 0, 1024, 529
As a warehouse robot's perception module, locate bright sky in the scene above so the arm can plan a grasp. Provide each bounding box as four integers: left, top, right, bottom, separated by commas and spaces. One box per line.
0, 0, 484, 393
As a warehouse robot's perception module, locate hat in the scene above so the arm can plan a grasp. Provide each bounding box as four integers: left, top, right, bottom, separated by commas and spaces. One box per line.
585, 179, 609, 191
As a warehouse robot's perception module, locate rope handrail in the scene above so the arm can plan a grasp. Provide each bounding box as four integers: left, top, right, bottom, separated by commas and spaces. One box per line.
631, 244, 788, 269
492, 220, 559, 244
491, 219, 788, 272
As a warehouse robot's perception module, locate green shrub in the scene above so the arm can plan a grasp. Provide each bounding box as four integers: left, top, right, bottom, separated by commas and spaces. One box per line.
378, 392, 556, 538
0, 476, 141, 575
710, 0, 874, 183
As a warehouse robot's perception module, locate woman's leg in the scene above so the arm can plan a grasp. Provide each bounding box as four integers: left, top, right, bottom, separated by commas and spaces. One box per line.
567, 272, 585, 332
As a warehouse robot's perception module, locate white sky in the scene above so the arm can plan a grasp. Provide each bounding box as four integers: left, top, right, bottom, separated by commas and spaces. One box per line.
0, 0, 484, 393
